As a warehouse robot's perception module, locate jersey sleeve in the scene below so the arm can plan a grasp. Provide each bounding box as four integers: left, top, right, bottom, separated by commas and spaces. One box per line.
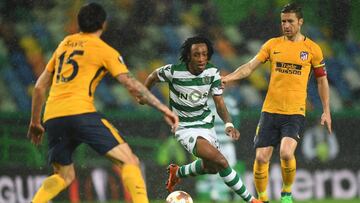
45, 53, 56, 73
255, 39, 273, 63
156, 64, 173, 82
211, 69, 223, 96
103, 49, 129, 77
311, 43, 325, 68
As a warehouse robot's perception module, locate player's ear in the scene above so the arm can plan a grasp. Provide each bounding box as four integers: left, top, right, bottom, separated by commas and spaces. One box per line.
186, 53, 191, 62
299, 18, 303, 26
102, 21, 107, 31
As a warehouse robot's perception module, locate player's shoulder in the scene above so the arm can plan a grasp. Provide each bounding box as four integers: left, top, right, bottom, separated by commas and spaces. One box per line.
304, 37, 322, 50
72, 33, 119, 54
302, 37, 323, 57
206, 62, 219, 69
94, 38, 120, 56
171, 63, 187, 72
205, 62, 220, 74
265, 36, 283, 45
157, 63, 176, 76
159, 63, 174, 70
260, 36, 283, 49
58, 34, 76, 47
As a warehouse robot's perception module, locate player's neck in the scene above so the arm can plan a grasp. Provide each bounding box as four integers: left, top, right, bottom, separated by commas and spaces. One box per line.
187, 65, 203, 76
285, 33, 304, 42
80, 30, 103, 38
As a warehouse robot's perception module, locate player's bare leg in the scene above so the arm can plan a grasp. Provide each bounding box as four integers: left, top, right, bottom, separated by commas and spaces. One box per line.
106, 143, 149, 203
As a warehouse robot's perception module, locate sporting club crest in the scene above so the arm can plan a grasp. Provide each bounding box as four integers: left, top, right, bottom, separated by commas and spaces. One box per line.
202, 76, 212, 85
300, 51, 308, 61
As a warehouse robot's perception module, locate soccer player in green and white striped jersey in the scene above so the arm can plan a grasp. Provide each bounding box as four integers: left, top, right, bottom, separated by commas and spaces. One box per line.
143, 36, 261, 203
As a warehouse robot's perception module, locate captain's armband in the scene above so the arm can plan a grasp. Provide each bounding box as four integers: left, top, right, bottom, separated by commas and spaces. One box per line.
313, 66, 327, 78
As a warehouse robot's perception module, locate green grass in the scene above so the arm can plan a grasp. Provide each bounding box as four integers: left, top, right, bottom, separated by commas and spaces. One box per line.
56, 199, 360, 203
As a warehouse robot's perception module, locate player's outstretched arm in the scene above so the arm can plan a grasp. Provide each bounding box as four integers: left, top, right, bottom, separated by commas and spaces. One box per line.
116, 73, 178, 131
144, 69, 160, 90
316, 76, 332, 134
222, 57, 262, 86
135, 69, 161, 105
212, 95, 240, 140
27, 70, 53, 146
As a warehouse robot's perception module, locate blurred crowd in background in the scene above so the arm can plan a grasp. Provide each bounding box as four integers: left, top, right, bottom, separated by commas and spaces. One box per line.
0, 0, 359, 113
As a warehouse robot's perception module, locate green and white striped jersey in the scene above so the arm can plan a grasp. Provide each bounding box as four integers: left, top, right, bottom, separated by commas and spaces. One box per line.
157, 62, 223, 128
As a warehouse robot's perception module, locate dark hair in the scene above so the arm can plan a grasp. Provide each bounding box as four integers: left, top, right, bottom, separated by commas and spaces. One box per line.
281, 3, 303, 19
78, 3, 107, 33
179, 36, 214, 63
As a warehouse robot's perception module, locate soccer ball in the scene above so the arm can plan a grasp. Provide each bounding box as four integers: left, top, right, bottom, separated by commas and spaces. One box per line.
166, 190, 193, 203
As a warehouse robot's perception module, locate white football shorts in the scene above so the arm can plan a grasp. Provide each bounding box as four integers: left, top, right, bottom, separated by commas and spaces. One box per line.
174, 127, 219, 155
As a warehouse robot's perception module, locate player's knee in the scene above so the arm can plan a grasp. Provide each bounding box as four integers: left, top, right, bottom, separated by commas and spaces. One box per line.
203, 157, 228, 174
212, 155, 229, 171
217, 157, 229, 170
123, 153, 140, 165
255, 153, 270, 164
53, 164, 76, 186
279, 150, 294, 160
66, 171, 76, 186
131, 154, 140, 165
59, 169, 76, 186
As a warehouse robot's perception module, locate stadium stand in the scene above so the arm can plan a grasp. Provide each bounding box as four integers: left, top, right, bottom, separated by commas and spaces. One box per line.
0, 0, 360, 113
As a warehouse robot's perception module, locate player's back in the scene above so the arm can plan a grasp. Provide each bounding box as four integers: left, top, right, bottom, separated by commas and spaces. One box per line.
43, 33, 128, 122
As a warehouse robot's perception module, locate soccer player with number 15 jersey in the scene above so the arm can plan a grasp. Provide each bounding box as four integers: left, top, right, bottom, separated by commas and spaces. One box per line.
27, 3, 178, 203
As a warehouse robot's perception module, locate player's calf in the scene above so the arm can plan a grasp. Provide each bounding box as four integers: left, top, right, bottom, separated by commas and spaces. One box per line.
203, 154, 229, 173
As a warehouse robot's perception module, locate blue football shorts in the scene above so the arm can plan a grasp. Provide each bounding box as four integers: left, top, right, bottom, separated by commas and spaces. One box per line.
44, 112, 125, 165
254, 112, 305, 148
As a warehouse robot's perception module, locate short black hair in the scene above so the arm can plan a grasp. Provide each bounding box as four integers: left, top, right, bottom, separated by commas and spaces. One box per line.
281, 3, 303, 19
77, 3, 107, 33
180, 36, 214, 63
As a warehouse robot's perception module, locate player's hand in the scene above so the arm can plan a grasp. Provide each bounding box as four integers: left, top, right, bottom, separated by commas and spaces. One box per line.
27, 122, 45, 146
225, 126, 240, 140
163, 111, 179, 133
221, 76, 228, 89
320, 112, 332, 134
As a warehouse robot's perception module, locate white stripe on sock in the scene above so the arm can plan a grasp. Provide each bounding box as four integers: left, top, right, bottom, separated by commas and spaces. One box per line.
232, 178, 244, 190
222, 170, 237, 183
241, 190, 250, 199
190, 162, 197, 175
185, 165, 190, 175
